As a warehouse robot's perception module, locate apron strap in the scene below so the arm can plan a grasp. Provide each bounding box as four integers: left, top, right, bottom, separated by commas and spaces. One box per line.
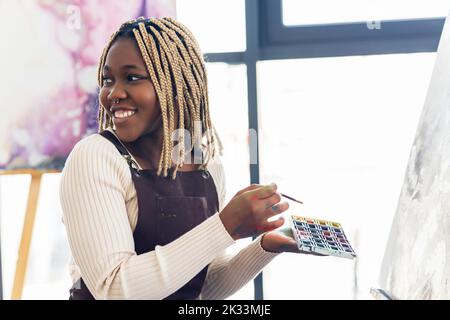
99, 130, 140, 171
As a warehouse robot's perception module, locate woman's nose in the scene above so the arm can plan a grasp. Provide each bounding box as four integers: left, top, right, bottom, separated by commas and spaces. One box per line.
108, 83, 127, 102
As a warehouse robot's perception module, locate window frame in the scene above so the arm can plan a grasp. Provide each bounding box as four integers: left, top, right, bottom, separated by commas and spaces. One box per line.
203, 0, 445, 301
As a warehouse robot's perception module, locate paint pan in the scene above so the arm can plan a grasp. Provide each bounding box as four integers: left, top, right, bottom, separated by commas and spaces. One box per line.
289, 215, 357, 259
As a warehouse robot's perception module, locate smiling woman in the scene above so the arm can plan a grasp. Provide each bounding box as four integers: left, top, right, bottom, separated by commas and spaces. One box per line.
100, 37, 163, 170
59, 17, 310, 301
101, 43, 159, 135
97, 18, 216, 177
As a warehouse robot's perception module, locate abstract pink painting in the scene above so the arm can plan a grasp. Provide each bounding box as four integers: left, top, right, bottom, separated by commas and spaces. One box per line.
0, 0, 175, 170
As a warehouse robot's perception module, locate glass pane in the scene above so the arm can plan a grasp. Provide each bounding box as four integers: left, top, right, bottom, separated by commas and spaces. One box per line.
206, 62, 252, 299
0, 174, 72, 300
22, 174, 72, 299
258, 53, 435, 299
207, 63, 250, 204
0, 175, 30, 299
283, 0, 450, 26
176, 0, 246, 53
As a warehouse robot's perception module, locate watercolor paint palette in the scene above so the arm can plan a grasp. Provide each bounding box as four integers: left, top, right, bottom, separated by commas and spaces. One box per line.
290, 215, 357, 259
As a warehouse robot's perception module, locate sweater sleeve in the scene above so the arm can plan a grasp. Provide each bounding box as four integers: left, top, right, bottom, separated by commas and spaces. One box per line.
201, 159, 280, 300
60, 135, 235, 299
200, 237, 279, 300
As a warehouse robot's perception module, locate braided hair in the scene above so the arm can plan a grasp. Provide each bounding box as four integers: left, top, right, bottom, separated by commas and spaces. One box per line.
97, 17, 217, 178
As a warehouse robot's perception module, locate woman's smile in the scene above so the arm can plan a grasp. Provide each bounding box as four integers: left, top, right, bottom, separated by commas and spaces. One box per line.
110, 106, 138, 126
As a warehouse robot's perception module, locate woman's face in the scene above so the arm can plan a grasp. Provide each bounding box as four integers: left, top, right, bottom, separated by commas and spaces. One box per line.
99, 37, 161, 143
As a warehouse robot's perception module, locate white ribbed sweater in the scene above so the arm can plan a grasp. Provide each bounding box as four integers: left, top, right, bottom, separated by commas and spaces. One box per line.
60, 133, 279, 300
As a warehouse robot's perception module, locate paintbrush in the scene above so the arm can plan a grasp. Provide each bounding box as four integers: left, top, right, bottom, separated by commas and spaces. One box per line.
280, 193, 303, 204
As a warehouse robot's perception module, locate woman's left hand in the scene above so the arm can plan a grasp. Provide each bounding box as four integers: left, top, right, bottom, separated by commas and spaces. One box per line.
261, 226, 325, 255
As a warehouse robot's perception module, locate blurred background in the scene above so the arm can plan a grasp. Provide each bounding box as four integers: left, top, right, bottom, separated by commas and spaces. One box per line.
0, 0, 449, 299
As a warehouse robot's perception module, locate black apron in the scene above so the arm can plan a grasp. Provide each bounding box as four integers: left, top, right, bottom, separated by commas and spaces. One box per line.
69, 130, 219, 300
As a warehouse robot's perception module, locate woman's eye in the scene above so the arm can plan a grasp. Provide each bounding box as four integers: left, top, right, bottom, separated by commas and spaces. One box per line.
102, 77, 112, 86
128, 75, 142, 81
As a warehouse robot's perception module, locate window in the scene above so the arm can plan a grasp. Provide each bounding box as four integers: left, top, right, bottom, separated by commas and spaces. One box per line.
261, 0, 446, 58
258, 53, 435, 298
206, 62, 253, 299
176, 0, 246, 53
282, 0, 450, 26
1, 174, 71, 299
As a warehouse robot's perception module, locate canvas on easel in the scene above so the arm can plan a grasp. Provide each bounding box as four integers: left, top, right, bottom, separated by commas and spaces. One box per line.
378, 10, 450, 299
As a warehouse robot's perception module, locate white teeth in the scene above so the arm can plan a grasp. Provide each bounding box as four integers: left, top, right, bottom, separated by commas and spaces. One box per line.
114, 110, 136, 119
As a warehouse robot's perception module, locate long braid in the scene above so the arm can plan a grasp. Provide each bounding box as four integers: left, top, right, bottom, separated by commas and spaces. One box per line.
154, 19, 212, 163
161, 18, 205, 77
97, 30, 120, 132
157, 17, 215, 165
148, 24, 187, 173
159, 18, 215, 161
134, 24, 172, 176
159, 49, 175, 167
148, 25, 180, 176
132, 27, 170, 176
132, 29, 170, 176
153, 20, 201, 119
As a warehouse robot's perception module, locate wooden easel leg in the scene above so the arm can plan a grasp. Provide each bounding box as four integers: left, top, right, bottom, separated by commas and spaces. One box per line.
11, 173, 42, 300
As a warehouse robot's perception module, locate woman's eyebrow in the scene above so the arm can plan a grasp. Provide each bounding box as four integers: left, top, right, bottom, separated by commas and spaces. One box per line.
103, 64, 147, 72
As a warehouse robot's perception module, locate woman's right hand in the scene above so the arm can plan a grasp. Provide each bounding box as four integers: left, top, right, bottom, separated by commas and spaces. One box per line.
219, 183, 289, 240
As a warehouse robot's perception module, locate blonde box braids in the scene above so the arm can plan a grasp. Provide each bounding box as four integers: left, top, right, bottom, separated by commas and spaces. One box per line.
97, 17, 217, 178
